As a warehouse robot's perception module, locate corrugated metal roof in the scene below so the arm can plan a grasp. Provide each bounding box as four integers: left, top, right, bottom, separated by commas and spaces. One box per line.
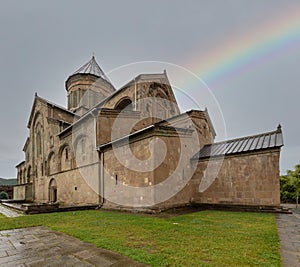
193, 125, 283, 160
71, 56, 111, 83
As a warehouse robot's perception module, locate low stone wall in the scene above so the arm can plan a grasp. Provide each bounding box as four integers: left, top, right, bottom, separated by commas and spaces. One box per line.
13, 183, 33, 201
21, 203, 59, 214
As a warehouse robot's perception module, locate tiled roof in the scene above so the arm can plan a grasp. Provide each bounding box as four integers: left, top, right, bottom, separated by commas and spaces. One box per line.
71, 56, 111, 83
193, 125, 283, 160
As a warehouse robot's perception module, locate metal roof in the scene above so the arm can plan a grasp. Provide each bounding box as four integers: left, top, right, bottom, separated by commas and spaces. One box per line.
193, 125, 283, 160
71, 56, 111, 83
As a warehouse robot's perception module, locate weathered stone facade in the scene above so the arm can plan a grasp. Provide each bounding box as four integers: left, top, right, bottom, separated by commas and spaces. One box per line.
14, 56, 283, 211
191, 150, 281, 206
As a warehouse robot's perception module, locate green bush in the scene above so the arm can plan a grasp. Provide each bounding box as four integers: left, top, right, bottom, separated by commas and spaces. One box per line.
280, 164, 300, 202
0, 191, 9, 200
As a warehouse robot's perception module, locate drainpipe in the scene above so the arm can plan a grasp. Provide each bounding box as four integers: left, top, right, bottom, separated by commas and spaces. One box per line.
97, 150, 104, 208
92, 108, 104, 208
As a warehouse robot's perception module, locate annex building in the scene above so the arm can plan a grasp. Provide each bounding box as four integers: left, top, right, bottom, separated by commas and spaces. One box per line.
14, 56, 283, 211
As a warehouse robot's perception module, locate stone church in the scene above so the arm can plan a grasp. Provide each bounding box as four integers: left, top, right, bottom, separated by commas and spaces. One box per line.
14, 56, 283, 211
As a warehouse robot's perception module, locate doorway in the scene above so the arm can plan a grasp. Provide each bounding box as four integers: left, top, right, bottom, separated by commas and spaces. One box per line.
49, 178, 57, 203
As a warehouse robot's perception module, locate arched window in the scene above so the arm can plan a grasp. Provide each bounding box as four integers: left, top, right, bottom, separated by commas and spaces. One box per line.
19, 170, 22, 184
36, 132, 42, 156
115, 98, 133, 111
73, 135, 88, 168
48, 152, 56, 175
81, 138, 86, 154
23, 168, 26, 184
60, 145, 71, 171
50, 135, 54, 147
27, 166, 31, 183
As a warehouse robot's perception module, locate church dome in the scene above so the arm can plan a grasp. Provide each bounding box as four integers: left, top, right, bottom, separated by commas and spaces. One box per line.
65, 56, 115, 112
70, 56, 111, 83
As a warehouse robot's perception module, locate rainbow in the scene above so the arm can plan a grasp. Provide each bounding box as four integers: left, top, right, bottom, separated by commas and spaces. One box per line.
184, 6, 300, 86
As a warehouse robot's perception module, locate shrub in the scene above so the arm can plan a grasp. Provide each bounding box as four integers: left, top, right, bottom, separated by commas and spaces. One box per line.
0, 191, 9, 200
280, 164, 300, 202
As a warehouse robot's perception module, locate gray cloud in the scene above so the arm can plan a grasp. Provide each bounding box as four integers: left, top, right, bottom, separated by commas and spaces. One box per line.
0, 0, 299, 177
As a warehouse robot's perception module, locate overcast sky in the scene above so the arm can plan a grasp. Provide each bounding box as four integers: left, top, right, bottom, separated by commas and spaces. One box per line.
0, 0, 299, 178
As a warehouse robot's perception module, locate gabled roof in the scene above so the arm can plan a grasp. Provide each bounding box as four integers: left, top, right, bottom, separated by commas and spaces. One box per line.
119, 71, 170, 90
16, 161, 25, 168
58, 71, 171, 136
97, 123, 194, 151
157, 109, 216, 138
37, 95, 75, 115
69, 56, 111, 84
27, 94, 76, 128
192, 125, 283, 160
22, 137, 30, 152
94, 71, 171, 109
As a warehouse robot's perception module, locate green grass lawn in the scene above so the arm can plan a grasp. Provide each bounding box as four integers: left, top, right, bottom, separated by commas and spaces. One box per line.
0, 210, 281, 266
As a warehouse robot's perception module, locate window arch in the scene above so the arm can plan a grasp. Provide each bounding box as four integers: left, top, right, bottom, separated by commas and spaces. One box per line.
36, 131, 42, 156
115, 98, 133, 111
47, 152, 56, 175
19, 170, 22, 184
73, 135, 88, 167
155, 88, 168, 99
27, 166, 31, 183
33, 112, 43, 158
59, 144, 71, 171
23, 168, 26, 184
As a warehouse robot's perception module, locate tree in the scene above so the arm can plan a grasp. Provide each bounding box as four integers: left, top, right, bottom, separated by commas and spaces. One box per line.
280, 164, 300, 206
0, 191, 9, 200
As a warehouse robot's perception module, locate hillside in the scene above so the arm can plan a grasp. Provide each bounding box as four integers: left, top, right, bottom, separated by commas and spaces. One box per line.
0, 178, 17, 186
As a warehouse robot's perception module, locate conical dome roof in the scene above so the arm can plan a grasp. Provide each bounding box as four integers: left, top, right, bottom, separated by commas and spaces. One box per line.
70, 56, 111, 83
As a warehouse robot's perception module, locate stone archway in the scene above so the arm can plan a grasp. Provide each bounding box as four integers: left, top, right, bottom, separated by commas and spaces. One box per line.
48, 178, 57, 203
115, 97, 133, 111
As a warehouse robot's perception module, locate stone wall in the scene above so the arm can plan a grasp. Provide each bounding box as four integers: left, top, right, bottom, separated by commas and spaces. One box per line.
33, 113, 100, 205
191, 149, 281, 206
100, 125, 197, 209
97, 109, 142, 146
34, 166, 99, 205
159, 110, 215, 147
13, 183, 33, 201
15, 96, 76, 202
66, 74, 115, 111
103, 78, 180, 121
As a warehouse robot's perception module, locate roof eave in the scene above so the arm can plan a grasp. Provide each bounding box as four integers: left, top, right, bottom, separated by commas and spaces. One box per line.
194, 145, 283, 161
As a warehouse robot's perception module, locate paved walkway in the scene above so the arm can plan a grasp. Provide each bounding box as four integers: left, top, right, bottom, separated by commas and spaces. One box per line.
0, 204, 22, 217
0, 226, 148, 267
276, 207, 300, 267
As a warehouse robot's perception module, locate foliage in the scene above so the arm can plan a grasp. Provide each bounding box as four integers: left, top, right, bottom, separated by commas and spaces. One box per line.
0, 191, 9, 199
0, 178, 17, 185
280, 164, 300, 201
0, 210, 281, 266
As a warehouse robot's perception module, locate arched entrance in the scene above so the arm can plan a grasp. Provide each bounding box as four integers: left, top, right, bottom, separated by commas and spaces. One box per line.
48, 178, 57, 203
